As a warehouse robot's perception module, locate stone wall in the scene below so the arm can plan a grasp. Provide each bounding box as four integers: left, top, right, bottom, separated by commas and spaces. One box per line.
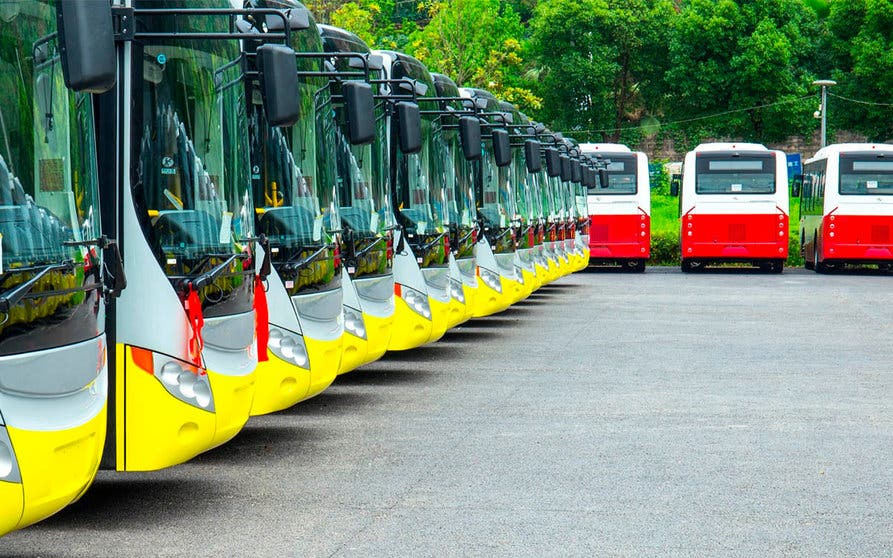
636, 130, 871, 161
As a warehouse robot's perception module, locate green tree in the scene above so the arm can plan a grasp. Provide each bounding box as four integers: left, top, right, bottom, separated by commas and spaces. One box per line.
527, 0, 674, 142
405, 0, 540, 112
826, 0, 893, 140
664, 0, 820, 144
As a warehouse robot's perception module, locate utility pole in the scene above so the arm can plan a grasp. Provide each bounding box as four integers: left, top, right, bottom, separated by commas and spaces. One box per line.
812, 79, 837, 148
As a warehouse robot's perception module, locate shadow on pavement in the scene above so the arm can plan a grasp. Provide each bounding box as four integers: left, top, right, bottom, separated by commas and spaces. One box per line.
30, 477, 222, 531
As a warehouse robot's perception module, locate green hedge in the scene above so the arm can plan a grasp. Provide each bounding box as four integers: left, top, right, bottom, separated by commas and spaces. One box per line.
647, 230, 805, 268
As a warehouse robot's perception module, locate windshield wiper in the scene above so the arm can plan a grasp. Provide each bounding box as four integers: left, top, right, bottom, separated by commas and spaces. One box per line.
353, 236, 386, 260
178, 253, 248, 293
0, 261, 76, 313
418, 231, 449, 254
282, 245, 330, 273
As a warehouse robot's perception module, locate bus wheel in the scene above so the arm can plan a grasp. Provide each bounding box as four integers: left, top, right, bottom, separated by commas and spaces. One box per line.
770, 259, 784, 274
626, 259, 645, 273
803, 237, 814, 270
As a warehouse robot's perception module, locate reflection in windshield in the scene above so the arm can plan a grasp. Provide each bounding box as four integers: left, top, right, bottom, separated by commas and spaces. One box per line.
0, 0, 102, 347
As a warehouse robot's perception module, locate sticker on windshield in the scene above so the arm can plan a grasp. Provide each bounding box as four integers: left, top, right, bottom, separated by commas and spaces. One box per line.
867, 180, 879, 189
417, 221, 427, 235
731, 184, 743, 192
161, 156, 177, 175
219, 212, 233, 244
313, 215, 323, 241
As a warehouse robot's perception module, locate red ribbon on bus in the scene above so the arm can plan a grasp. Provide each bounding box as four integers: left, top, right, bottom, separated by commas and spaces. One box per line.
185, 284, 204, 366
254, 276, 269, 362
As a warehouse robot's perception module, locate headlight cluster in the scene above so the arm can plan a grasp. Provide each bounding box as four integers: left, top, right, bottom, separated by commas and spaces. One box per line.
514, 266, 525, 285
343, 306, 367, 340
450, 279, 465, 304
268, 327, 310, 369
479, 267, 502, 293
0, 427, 21, 483
401, 285, 432, 320
155, 357, 215, 411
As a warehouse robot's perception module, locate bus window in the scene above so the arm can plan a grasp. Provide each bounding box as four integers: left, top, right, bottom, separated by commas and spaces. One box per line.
594, 155, 637, 194
839, 158, 893, 195
695, 155, 776, 194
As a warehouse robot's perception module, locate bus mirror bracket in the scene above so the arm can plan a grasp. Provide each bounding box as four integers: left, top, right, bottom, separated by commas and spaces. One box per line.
343, 81, 375, 145
397, 102, 422, 154
56, 0, 117, 93
257, 44, 300, 127
459, 117, 482, 161
492, 129, 511, 167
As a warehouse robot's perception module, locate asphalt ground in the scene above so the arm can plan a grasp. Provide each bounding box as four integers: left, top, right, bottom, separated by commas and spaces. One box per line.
3, 266, 892, 557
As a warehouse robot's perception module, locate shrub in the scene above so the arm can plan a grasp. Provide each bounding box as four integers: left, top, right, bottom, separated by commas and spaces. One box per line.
650, 229, 681, 266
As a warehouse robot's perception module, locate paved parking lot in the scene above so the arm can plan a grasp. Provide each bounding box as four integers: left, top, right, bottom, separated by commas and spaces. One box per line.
3, 267, 892, 557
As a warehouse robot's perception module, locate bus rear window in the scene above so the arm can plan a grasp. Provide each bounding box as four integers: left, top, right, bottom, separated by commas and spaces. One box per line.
593, 155, 636, 194
840, 157, 893, 195
695, 154, 775, 194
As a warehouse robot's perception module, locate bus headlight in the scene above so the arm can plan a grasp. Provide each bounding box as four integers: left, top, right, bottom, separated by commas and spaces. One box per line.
156, 358, 215, 411
479, 268, 502, 293
450, 279, 465, 304
343, 306, 367, 340
268, 327, 310, 369
401, 285, 432, 320
515, 267, 525, 285
0, 427, 21, 483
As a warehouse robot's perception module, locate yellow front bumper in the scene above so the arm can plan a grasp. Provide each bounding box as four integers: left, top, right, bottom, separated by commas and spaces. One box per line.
522, 267, 540, 294
339, 313, 394, 375
206, 368, 256, 450
119, 345, 216, 472
504, 275, 527, 305
301, 336, 342, 401
427, 298, 451, 343
388, 296, 434, 351
249, 354, 311, 417
2, 405, 106, 534
472, 276, 512, 318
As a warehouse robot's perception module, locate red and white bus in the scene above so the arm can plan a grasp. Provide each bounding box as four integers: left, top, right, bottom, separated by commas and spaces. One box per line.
673, 143, 789, 272
578, 143, 650, 272
797, 143, 893, 272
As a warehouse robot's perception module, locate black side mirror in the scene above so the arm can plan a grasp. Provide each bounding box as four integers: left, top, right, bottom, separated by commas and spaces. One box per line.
103, 239, 127, 298
545, 148, 561, 177
492, 129, 511, 167
791, 174, 803, 197
559, 155, 571, 182
599, 168, 609, 188
459, 117, 482, 161
56, 1, 116, 93
397, 102, 422, 154
572, 160, 583, 184
583, 168, 594, 188
342, 81, 375, 145
670, 174, 681, 197
266, 8, 311, 31
257, 44, 300, 127
525, 140, 542, 172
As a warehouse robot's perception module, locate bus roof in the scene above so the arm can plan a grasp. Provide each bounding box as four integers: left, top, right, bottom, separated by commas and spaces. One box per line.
578, 143, 631, 153
693, 142, 768, 153
808, 143, 893, 163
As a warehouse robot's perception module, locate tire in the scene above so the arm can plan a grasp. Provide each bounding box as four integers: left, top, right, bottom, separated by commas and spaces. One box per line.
770, 258, 784, 274
814, 235, 831, 274
803, 233, 814, 270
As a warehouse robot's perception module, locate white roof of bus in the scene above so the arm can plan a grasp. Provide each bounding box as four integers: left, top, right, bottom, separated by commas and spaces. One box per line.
808, 143, 893, 163
578, 143, 632, 153
692, 142, 768, 153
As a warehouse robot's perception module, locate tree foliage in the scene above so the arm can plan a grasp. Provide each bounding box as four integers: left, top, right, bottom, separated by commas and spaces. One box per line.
307, 0, 893, 145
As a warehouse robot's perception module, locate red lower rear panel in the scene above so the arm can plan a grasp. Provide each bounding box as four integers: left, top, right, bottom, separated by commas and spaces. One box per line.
821, 214, 893, 261
588, 213, 650, 259
681, 212, 788, 260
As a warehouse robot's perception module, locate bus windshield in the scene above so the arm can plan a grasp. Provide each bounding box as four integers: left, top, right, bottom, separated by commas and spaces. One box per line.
695, 153, 776, 194
480, 140, 515, 228
0, 1, 102, 348
839, 156, 893, 196
135, 40, 254, 273
594, 154, 637, 194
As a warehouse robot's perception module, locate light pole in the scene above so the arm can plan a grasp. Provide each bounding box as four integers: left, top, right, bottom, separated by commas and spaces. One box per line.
812, 79, 836, 148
